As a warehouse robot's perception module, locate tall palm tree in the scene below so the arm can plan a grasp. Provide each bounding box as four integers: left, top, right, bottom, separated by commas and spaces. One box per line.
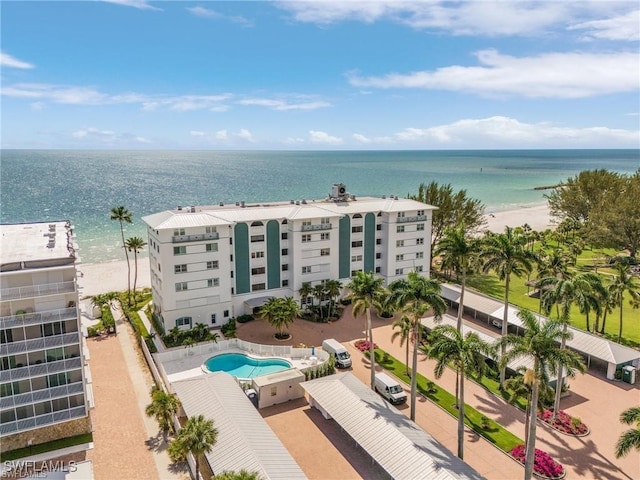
497, 309, 585, 480
324, 279, 343, 320
615, 406, 640, 458
298, 282, 313, 310
145, 387, 181, 441
608, 262, 640, 343
434, 225, 480, 331
425, 325, 495, 460
347, 271, 384, 390
110, 206, 133, 300
391, 315, 412, 376
260, 297, 299, 339
313, 283, 327, 314
173, 414, 218, 480
481, 227, 537, 386
389, 271, 446, 421
124, 236, 147, 306
539, 272, 604, 418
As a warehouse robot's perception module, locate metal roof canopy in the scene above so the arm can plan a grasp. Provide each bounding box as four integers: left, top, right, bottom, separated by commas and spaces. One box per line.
301, 373, 484, 480
172, 372, 307, 480
243, 295, 275, 308
443, 284, 640, 366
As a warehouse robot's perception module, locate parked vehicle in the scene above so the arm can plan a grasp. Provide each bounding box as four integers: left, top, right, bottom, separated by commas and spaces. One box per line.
374, 372, 407, 405
322, 338, 352, 368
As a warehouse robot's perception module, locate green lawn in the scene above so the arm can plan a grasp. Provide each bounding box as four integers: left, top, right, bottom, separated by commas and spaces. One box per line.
0, 433, 93, 461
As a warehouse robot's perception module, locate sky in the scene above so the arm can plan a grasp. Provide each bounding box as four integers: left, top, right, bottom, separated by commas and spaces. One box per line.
1, 0, 639, 150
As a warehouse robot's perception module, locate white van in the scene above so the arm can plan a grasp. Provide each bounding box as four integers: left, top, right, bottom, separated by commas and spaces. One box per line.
374, 373, 407, 405
322, 338, 352, 368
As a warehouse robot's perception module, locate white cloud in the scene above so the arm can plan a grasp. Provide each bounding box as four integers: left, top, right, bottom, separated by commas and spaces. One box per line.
190, 131, 206, 137
348, 50, 639, 98
352, 133, 371, 144
215, 130, 228, 140
72, 126, 152, 144
1, 52, 35, 69
187, 6, 253, 26
238, 97, 331, 110
102, 0, 162, 11
284, 137, 305, 144
568, 9, 640, 41
309, 130, 343, 144
235, 129, 254, 142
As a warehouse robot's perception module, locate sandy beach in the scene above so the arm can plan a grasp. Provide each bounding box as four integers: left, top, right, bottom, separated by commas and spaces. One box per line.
77, 204, 554, 297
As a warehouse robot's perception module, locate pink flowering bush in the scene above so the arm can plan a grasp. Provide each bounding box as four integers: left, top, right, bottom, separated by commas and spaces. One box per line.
510, 444, 564, 479
354, 339, 378, 352
537, 409, 589, 436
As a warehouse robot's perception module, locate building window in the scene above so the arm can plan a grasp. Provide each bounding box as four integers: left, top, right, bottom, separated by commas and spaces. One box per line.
282, 264, 289, 271
302, 234, 311, 243
376, 252, 382, 259
417, 210, 425, 216
251, 267, 266, 275
281, 232, 288, 240
416, 265, 424, 272
396, 254, 404, 261
397, 212, 405, 218
320, 248, 330, 256
224, 310, 229, 317
395, 268, 404, 275
302, 266, 312, 274
206, 226, 216, 234
352, 226, 363, 233
229, 238, 233, 245
174, 264, 187, 274
376, 224, 382, 231
230, 271, 234, 278
416, 238, 424, 245
396, 240, 404, 247
211, 314, 216, 324
173, 228, 185, 236
207, 260, 219, 270
376, 238, 382, 245
351, 254, 363, 262
176, 316, 191, 327
375, 266, 381, 273
251, 251, 265, 259
397, 225, 405, 233
352, 240, 363, 248
173, 246, 186, 255
416, 251, 424, 259
321, 232, 330, 240
321, 217, 331, 224
175, 282, 188, 292
351, 269, 362, 277
282, 279, 289, 287
417, 223, 425, 231
302, 220, 311, 227
251, 235, 265, 243
252, 283, 266, 291
208, 278, 220, 287
206, 243, 218, 252
282, 248, 288, 256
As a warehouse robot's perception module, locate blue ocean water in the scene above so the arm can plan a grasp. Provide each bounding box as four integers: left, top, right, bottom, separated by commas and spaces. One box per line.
1, 149, 638, 263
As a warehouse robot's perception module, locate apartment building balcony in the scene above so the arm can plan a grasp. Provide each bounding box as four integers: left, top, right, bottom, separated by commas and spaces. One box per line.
0, 307, 77, 330
0, 405, 86, 436
0, 331, 81, 357
0, 356, 83, 383
301, 223, 332, 232
397, 215, 427, 223
0, 281, 76, 301
0, 381, 85, 409
172, 232, 219, 243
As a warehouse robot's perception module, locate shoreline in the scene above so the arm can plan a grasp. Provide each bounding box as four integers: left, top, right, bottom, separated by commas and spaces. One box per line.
77, 204, 554, 296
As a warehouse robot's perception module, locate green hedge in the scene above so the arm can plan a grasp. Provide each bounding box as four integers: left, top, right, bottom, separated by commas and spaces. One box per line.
0, 433, 93, 461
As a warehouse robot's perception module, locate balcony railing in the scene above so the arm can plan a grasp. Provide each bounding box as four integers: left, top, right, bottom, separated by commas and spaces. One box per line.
172, 232, 219, 243
0, 381, 84, 409
0, 307, 77, 330
0, 281, 76, 301
0, 356, 82, 383
397, 214, 427, 223
0, 405, 86, 436
0, 332, 81, 357
301, 223, 332, 232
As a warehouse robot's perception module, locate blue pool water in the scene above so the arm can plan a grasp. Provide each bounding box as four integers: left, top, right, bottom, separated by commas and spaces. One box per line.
204, 353, 292, 379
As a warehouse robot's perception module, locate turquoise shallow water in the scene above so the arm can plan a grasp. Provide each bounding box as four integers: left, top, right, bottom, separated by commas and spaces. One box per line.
1, 149, 638, 263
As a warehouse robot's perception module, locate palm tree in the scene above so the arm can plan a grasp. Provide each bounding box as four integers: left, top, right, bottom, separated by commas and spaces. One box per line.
391, 315, 412, 376
110, 206, 133, 300
434, 225, 480, 331
389, 271, 446, 420
313, 283, 327, 315
347, 271, 384, 390
298, 282, 313, 310
124, 236, 146, 306
260, 297, 298, 339
615, 406, 640, 458
171, 414, 218, 480
192, 323, 210, 342
425, 325, 495, 460
481, 227, 537, 386
324, 279, 343, 320
608, 262, 640, 343
145, 387, 180, 441
497, 309, 585, 480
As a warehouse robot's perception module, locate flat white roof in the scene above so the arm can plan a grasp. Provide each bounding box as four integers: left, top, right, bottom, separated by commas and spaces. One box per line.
0, 221, 76, 266
172, 372, 307, 480
301, 372, 484, 480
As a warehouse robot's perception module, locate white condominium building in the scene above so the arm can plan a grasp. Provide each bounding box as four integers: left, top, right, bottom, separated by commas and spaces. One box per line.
142, 184, 436, 332
0, 221, 91, 452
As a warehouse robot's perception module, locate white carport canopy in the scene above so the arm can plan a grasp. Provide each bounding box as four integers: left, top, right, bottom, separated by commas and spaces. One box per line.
172, 372, 307, 480
301, 373, 485, 480
244, 296, 274, 308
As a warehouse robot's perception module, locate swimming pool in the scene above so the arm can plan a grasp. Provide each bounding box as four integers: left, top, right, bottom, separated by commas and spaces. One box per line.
204, 353, 292, 379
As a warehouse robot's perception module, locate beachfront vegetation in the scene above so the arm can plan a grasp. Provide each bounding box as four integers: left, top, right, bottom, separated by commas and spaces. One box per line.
169, 414, 218, 480
409, 181, 486, 245
125, 236, 147, 306
145, 387, 180, 441
347, 271, 385, 390
163, 323, 219, 348
615, 406, 640, 459
214, 470, 263, 480
259, 296, 299, 339
110, 206, 133, 303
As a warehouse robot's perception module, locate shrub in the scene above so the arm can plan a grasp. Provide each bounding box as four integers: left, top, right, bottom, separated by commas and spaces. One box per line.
235, 314, 254, 324
538, 409, 588, 435
221, 318, 236, 338
510, 444, 564, 479
354, 339, 378, 352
